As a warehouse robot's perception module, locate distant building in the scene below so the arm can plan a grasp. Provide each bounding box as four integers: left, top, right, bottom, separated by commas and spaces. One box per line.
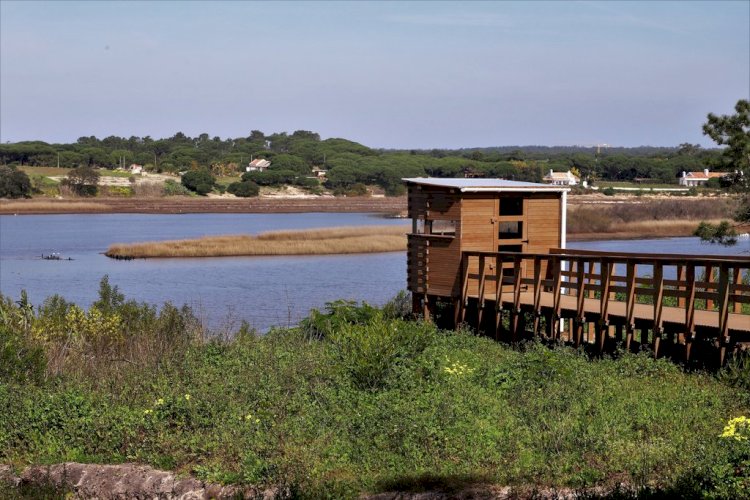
543, 169, 579, 186
311, 167, 328, 179
128, 164, 143, 175
246, 159, 271, 172
679, 169, 728, 187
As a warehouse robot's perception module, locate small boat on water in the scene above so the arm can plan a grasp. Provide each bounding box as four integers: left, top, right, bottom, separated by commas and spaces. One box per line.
41, 253, 73, 261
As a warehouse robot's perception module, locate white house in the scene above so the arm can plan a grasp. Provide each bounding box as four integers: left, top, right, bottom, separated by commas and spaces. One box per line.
246, 159, 271, 172
128, 164, 143, 175
679, 169, 728, 187
311, 167, 328, 179
543, 169, 579, 186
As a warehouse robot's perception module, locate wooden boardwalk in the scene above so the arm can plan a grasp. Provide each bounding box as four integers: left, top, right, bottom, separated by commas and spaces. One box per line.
446, 249, 750, 365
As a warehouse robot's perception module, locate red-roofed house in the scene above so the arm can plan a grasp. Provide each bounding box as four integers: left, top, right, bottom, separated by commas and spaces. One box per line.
246, 158, 271, 172
679, 169, 728, 187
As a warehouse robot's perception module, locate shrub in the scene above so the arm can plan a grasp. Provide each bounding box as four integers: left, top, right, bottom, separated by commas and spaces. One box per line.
227, 180, 260, 197
181, 169, 215, 195
163, 179, 192, 196
602, 186, 616, 196
0, 166, 32, 198
63, 166, 100, 196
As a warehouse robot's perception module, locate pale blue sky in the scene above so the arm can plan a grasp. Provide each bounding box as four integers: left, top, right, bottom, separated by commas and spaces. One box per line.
1, 0, 748, 148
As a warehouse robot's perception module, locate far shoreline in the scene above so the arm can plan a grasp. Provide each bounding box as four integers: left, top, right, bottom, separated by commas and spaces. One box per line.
2, 195, 739, 243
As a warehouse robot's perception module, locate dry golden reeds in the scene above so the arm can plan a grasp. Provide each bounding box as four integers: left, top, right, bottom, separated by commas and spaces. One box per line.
0, 200, 109, 213
106, 225, 409, 259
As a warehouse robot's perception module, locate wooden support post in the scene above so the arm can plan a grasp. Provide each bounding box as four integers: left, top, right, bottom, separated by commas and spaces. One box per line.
423, 294, 431, 323
598, 259, 612, 353
477, 255, 486, 329
718, 264, 731, 366
532, 256, 543, 336
574, 259, 587, 347
653, 261, 664, 358
706, 265, 715, 310
685, 264, 696, 362
677, 265, 686, 308
495, 256, 505, 335
732, 266, 741, 314
511, 257, 523, 341
625, 261, 636, 352
551, 256, 563, 339
460, 253, 470, 324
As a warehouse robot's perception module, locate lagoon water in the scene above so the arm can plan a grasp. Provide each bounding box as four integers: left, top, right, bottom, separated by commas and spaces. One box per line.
1, 213, 747, 331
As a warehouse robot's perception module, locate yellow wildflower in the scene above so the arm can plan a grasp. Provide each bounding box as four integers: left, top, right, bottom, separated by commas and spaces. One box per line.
184, 394, 191, 401
720, 416, 750, 441
155, 398, 164, 406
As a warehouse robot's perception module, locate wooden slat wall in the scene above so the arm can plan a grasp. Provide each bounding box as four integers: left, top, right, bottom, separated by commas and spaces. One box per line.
525, 195, 561, 254
407, 185, 462, 297
460, 195, 496, 252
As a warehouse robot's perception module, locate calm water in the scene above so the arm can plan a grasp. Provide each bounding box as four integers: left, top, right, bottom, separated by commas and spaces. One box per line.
1, 213, 746, 331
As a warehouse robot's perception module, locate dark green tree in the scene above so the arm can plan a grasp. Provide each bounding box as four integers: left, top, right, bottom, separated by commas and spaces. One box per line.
0, 166, 32, 198
181, 169, 215, 195
227, 180, 260, 197
703, 99, 750, 177
64, 166, 100, 196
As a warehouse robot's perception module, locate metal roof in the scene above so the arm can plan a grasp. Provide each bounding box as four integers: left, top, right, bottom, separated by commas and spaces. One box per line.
402, 177, 568, 193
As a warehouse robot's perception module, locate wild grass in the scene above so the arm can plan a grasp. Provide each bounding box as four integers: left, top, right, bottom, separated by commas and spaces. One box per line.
1, 285, 749, 497
106, 225, 409, 258
568, 198, 738, 238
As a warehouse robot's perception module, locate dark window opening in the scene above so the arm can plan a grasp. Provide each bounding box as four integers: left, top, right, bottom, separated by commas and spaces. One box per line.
498, 244, 523, 253
500, 197, 523, 216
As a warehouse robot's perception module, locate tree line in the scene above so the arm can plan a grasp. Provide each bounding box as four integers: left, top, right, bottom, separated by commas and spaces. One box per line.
2, 98, 748, 199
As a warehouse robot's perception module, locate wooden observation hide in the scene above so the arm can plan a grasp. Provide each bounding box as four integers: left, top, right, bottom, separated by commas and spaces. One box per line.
404, 177, 568, 317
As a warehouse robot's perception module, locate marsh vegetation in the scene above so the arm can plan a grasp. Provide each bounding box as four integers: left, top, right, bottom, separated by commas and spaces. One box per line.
105, 225, 408, 259
2, 280, 750, 497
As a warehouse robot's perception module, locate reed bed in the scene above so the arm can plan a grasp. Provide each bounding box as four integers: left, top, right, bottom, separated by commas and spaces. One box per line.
0, 200, 109, 213
106, 225, 409, 258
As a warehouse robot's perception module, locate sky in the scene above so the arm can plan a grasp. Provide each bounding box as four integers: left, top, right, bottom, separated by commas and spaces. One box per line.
1, 1, 748, 149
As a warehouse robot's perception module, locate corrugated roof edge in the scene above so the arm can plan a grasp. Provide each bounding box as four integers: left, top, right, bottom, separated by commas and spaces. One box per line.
402, 177, 569, 193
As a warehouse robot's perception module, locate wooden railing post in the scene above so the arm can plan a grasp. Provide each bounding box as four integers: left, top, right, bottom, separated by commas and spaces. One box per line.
460, 253, 470, 324
625, 261, 636, 351
551, 255, 563, 339
494, 255, 506, 335
718, 263, 731, 366
706, 265, 715, 310
652, 261, 664, 358
573, 258, 587, 347
532, 256, 543, 336
477, 255, 487, 329
598, 258, 612, 353
511, 257, 523, 341
684, 264, 696, 362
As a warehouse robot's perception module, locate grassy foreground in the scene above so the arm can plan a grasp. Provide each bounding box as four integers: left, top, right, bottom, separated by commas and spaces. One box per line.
105, 225, 408, 258
2, 280, 750, 498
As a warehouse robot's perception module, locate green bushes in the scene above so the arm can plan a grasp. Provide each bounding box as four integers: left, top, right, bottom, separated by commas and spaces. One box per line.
181, 169, 215, 195
0, 286, 748, 497
163, 179, 192, 196
227, 180, 260, 197
0, 165, 32, 198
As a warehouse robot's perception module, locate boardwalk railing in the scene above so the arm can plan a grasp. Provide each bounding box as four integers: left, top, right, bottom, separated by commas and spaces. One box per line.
458, 249, 750, 364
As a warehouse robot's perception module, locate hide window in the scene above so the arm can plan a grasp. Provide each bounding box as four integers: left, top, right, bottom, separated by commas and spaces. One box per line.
430, 219, 456, 236
498, 244, 523, 253
498, 221, 522, 239
413, 218, 456, 236
500, 197, 523, 216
